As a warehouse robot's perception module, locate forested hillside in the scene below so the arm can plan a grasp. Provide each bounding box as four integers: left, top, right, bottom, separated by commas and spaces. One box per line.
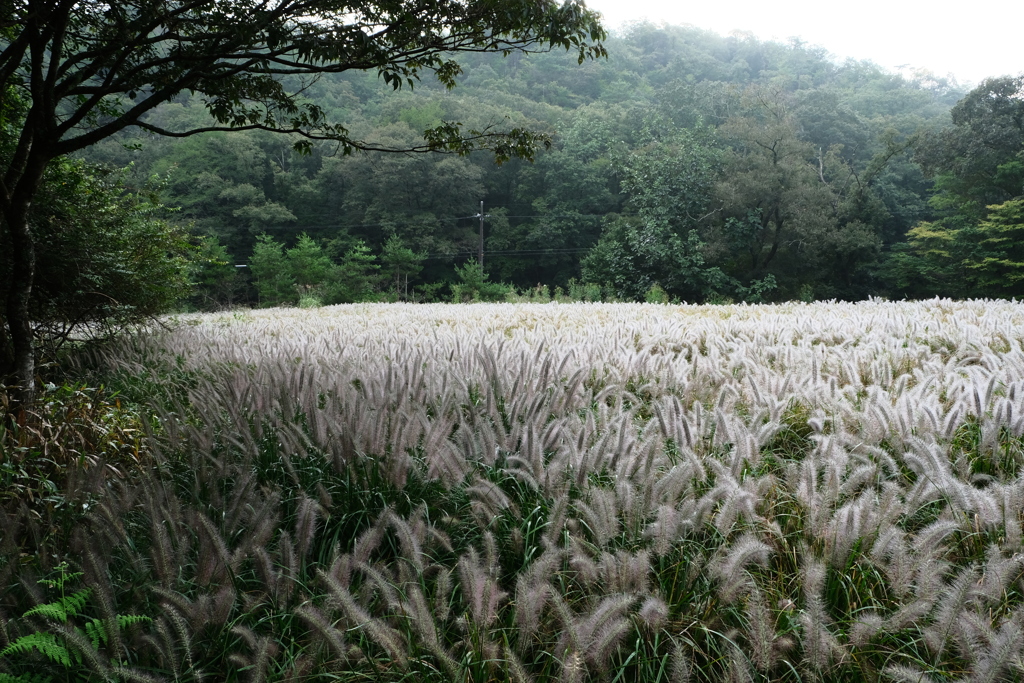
81, 23, 1023, 306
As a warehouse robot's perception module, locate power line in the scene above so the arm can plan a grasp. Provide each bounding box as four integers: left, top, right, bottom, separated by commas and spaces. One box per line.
419, 248, 592, 259
216, 204, 606, 266
234, 248, 591, 268
205, 212, 607, 232
479, 248, 593, 255
274, 213, 605, 221
501, 214, 605, 219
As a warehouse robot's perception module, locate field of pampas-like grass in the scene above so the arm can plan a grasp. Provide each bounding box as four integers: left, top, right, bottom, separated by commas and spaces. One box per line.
5, 299, 1024, 682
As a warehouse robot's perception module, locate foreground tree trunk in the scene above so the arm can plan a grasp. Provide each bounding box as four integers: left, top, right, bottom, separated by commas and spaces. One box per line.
3, 209, 38, 408
2, 155, 47, 408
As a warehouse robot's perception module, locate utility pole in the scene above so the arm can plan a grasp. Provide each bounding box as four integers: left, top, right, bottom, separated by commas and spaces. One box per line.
476, 200, 489, 268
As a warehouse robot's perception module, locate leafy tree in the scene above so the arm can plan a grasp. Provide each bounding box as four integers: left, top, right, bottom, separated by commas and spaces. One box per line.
713, 87, 829, 283
486, 105, 626, 286
380, 235, 425, 301
582, 217, 733, 302
249, 234, 295, 307
324, 239, 380, 304
880, 201, 1024, 299
0, 159, 192, 367
884, 77, 1024, 299
966, 200, 1024, 295
250, 233, 382, 307
916, 76, 1024, 214
317, 124, 486, 259
139, 131, 300, 257
450, 261, 509, 302
582, 125, 736, 302
946, 199, 1024, 298
879, 221, 955, 298
792, 89, 869, 166
0, 0, 606, 403
710, 85, 887, 298
190, 235, 246, 310
287, 233, 338, 306
621, 127, 720, 234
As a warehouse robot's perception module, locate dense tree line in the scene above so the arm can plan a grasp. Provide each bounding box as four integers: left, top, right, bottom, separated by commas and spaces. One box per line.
80, 24, 1023, 305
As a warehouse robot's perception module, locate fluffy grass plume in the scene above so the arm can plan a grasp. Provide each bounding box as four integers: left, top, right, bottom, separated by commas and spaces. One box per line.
9, 299, 1024, 682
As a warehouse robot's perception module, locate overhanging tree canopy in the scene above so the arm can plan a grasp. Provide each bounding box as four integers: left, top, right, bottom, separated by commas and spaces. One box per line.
0, 0, 606, 402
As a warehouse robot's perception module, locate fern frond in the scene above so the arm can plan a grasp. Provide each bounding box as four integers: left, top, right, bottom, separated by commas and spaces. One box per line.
78, 613, 150, 651
0, 633, 72, 667
37, 567, 83, 590
23, 589, 91, 623
116, 615, 152, 630
60, 589, 91, 621
84, 619, 107, 650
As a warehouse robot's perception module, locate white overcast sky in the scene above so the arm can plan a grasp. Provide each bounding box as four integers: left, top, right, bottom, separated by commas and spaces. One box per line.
585, 0, 1024, 87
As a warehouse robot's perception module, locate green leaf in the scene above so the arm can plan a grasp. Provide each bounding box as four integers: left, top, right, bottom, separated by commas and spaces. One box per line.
83, 619, 106, 649
0, 633, 72, 667
23, 589, 91, 623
